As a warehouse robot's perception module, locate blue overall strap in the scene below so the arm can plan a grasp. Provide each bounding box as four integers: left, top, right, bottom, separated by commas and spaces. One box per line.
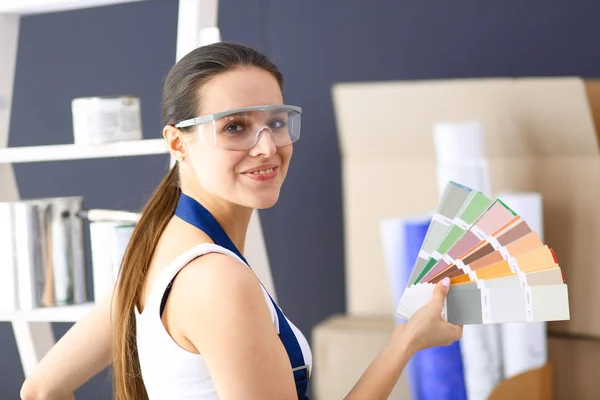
174, 192, 309, 399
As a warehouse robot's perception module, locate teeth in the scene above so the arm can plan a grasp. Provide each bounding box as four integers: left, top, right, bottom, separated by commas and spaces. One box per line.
253, 168, 274, 175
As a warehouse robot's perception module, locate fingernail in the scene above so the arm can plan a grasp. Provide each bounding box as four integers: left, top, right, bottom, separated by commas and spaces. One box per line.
442, 277, 450, 288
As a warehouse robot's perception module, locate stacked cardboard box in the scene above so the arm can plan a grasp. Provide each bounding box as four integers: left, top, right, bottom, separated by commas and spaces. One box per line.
311, 315, 410, 399
548, 336, 600, 399
312, 77, 600, 399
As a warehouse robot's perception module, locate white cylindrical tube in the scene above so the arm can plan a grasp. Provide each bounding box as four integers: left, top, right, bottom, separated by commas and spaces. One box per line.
433, 120, 492, 198
434, 120, 486, 162
497, 192, 547, 379
499, 321, 547, 378
460, 324, 504, 400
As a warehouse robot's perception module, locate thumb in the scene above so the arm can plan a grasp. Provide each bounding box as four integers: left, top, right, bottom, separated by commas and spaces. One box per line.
431, 277, 450, 305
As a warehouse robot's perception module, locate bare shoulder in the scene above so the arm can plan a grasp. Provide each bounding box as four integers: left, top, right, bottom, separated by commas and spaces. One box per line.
171, 251, 260, 305
153, 217, 269, 323
162, 251, 296, 398
164, 251, 273, 346
156, 236, 296, 396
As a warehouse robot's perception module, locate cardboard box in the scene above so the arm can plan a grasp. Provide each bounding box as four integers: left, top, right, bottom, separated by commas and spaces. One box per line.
311, 315, 411, 400
312, 314, 555, 400
331, 77, 600, 338
548, 336, 600, 399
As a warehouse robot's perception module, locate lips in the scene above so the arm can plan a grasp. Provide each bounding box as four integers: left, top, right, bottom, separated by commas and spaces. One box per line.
247, 167, 274, 175
242, 164, 279, 174
242, 165, 279, 181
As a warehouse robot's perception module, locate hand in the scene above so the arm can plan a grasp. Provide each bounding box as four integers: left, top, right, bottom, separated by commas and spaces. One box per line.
402, 277, 463, 354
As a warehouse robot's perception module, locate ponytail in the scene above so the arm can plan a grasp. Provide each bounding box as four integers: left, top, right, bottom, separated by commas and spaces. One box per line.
112, 163, 181, 400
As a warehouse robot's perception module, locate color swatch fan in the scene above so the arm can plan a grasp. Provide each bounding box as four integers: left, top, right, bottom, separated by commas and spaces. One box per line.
397, 182, 570, 325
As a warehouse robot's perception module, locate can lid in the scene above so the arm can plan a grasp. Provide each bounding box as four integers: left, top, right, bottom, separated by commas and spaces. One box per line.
72, 95, 139, 105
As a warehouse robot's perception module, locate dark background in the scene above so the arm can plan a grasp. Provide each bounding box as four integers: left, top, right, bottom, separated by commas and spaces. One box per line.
3, 0, 600, 397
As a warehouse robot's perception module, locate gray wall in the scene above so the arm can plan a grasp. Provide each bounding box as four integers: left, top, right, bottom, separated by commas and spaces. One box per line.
3, 0, 600, 398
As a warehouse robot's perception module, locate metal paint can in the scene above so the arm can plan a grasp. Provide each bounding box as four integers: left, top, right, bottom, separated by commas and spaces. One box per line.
71, 95, 142, 145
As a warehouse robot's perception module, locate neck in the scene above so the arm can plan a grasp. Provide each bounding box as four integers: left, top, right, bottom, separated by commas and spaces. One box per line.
180, 186, 252, 254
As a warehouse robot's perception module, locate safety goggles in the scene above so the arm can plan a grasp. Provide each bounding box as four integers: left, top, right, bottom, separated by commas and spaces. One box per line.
174, 104, 302, 151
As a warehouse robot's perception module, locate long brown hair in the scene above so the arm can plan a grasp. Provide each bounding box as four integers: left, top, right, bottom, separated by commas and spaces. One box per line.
112, 42, 284, 400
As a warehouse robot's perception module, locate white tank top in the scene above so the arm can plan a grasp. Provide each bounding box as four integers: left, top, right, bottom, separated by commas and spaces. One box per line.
135, 243, 313, 399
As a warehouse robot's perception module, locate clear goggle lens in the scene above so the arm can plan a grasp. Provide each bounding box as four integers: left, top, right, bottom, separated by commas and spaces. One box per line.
176, 105, 301, 151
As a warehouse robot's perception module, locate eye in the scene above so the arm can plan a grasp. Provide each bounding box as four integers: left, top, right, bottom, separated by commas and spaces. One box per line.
268, 118, 288, 130
224, 123, 246, 133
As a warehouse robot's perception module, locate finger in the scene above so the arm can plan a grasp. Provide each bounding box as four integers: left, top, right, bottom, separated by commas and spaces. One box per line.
454, 324, 463, 337
439, 325, 463, 345
430, 277, 451, 306
446, 324, 463, 341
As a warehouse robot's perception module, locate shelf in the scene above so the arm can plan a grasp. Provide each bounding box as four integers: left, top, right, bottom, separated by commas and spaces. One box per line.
0, 302, 95, 322
0, 138, 169, 164
0, 0, 147, 16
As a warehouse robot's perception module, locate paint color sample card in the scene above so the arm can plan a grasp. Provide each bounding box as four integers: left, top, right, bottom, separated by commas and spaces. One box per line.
406, 182, 478, 286
444, 283, 569, 324
409, 184, 493, 286
418, 191, 493, 283
450, 244, 557, 285
396, 182, 570, 325
413, 199, 517, 285
436, 225, 542, 284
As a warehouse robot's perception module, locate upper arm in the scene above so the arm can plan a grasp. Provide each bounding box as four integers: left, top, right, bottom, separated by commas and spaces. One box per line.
21, 289, 115, 399
166, 254, 296, 400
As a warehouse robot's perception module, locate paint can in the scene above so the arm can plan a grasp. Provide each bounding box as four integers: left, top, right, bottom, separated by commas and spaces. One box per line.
71, 95, 142, 145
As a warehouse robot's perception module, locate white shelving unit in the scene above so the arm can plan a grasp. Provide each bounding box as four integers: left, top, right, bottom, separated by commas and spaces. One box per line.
0, 138, 168, 164
0, 0, 147, 15
1, 0, 277, 384
0, 0, 163, 380
0, 303, 95, 323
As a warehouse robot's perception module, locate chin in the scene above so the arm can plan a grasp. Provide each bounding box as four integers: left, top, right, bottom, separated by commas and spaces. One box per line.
252, 197, 280, 209
244, 191, 281, 209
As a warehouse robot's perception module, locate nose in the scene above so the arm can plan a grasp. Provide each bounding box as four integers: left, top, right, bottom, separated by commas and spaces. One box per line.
250, 127, 277, 156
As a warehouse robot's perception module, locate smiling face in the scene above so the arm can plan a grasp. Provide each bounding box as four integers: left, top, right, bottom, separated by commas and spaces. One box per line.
177, 66, 293, 210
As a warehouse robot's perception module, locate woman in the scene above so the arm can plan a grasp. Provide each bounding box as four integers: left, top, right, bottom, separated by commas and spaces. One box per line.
20, 42, 462, 400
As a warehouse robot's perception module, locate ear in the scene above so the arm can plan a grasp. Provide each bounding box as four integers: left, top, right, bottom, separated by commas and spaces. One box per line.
163, 125, 186, 161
